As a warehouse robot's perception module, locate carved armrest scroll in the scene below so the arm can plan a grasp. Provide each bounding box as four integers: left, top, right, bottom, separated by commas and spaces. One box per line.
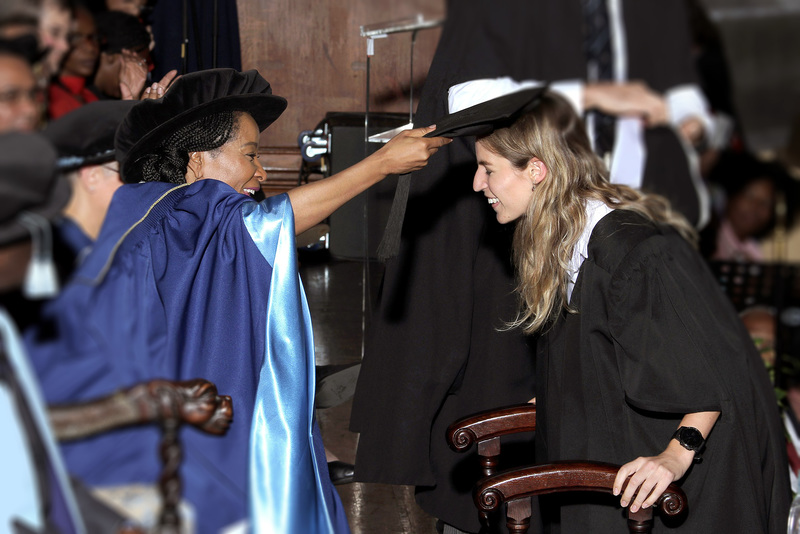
474, 460, 688, 521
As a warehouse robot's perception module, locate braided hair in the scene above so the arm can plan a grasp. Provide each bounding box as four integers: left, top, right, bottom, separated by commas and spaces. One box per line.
133, 111, 240, 184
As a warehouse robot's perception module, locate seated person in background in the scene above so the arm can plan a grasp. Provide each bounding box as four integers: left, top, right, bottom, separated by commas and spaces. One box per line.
0, 3, 41, 61
0, 131, 131, 534
91, 10, 156, 101
25, 68, 449, 533
0, 47, 40, 133
36, 0, 72, 84
741, 306, 778, 367
701, 150, 795, 261
43, 99, 137, 271
740, 306, 800, 494
47, 4, 100, 120
0, 0, 72, 86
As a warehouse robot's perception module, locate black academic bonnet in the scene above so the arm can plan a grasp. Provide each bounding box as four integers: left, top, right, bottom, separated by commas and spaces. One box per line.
423, 86, 548, 138
115, 68, 288, 183
45, 100, 138, 172
378, 86, 548, 261
0, 132, 68, 245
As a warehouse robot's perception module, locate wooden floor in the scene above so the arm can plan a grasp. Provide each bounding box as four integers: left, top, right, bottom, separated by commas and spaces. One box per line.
300, 253, 440, 534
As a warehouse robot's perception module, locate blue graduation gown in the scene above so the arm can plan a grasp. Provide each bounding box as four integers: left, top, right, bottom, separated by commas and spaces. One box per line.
26, 179, 349, 533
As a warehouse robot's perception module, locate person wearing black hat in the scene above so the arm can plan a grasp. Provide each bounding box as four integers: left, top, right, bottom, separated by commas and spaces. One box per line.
43, 100, 136, 264
434, 88, 788, 532
25, 67, 449, 533
0, 131, 86, 533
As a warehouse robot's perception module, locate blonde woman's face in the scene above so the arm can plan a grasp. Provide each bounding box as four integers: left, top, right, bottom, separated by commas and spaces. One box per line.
473, 141, 536, 224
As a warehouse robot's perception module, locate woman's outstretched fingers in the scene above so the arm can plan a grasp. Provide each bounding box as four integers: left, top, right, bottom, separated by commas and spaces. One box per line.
377, 126, 452, 175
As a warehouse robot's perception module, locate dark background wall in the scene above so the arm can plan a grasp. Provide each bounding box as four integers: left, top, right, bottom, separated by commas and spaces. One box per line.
702, 0, 800, 152
234, 0, 797, 157
236, 0, 444, 150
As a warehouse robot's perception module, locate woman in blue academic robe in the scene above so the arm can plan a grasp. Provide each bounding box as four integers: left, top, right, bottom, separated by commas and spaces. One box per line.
26, 68, 450, 533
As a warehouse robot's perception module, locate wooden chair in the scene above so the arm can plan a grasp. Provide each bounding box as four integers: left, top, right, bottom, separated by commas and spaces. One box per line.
447, 403, 688, 534
49, 379, 233, 534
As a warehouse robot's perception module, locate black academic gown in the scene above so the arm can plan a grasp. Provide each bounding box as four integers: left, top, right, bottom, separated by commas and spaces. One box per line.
537, 210, 790, 533
351, 2, 704, 531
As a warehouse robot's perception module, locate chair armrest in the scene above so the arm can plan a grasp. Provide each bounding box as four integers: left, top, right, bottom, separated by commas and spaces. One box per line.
446, 403, 536, 453
474, 460, 688, 521
49, 379, 233, 441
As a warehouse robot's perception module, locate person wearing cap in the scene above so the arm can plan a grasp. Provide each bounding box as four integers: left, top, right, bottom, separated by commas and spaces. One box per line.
0, 131, 87, 533
435, 88, 788, 532
25, 67, 449, 533
42, 99, 137, 266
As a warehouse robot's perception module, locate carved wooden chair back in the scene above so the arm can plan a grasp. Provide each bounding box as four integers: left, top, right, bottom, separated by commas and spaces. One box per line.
446, 403, 688, 534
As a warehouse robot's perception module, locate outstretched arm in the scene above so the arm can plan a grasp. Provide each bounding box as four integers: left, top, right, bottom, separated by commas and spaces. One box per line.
584, 81, 709, 146
613, 410, 719, 513
288, 125, 451, 235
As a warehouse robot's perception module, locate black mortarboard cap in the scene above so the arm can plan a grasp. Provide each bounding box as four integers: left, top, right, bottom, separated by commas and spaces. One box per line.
44, 100, 138, 171
0, 132, 68, 245
424, 86, 548, 138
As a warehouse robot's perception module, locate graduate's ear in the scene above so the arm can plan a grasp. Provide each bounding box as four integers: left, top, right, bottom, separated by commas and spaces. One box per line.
186, 152, 203, 183
527, 157, 548, 187
77, 165, 101, 193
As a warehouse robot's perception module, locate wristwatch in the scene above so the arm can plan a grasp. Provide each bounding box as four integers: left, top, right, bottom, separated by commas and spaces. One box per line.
671, 426, 705, 462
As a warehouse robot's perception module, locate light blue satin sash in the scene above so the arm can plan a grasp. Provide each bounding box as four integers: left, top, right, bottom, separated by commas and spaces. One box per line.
242, 195, 337, 533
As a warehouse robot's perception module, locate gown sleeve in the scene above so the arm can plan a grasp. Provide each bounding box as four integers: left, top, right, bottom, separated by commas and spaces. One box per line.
605, 233, 750, 415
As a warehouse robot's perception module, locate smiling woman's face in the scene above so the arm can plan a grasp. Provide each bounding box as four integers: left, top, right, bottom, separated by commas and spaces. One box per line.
473, 140, 537, 224
189, 112, 266, 197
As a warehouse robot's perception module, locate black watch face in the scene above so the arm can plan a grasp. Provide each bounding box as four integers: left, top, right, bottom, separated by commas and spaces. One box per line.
680, 427, 704, 449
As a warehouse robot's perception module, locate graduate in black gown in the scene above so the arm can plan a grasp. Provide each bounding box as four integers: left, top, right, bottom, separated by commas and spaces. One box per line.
351, 1, 714, 531
436, 87, 790, 533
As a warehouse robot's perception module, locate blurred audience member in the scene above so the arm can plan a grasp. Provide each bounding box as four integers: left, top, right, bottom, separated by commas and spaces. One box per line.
702, 151, 794, 261
91, 10, 151, 100
47, 4, 99, 119
741, 306, 778, 367
37, 0, 72, 82
0, 0, 40, 41
0, 49, 40, 133
0, 131, 84, 533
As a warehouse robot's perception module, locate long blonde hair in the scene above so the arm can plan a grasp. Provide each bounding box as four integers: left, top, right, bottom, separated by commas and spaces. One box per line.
478, 92, 697, 334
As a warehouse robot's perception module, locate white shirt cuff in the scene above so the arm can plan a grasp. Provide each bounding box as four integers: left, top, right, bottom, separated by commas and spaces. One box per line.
665, 85, 714, 140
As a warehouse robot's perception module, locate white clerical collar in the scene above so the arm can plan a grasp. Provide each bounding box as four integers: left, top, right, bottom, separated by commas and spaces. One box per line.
567, 199, 614, 303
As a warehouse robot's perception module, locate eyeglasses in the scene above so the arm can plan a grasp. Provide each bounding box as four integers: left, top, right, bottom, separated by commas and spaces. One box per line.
0, 87, 42, 105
